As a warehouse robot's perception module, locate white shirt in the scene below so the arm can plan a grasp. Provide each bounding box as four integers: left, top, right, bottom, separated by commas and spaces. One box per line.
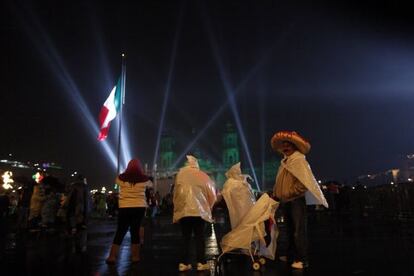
116, 177, 153, 208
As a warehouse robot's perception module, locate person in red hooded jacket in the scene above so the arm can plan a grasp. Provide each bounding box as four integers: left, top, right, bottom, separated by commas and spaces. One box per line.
106, 158, 152, 264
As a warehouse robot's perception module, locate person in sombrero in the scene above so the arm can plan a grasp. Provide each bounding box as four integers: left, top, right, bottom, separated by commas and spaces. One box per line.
271, 131, 328, 270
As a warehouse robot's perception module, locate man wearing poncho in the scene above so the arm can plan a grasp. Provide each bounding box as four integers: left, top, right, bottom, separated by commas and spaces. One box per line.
271, 131, 328, 270
173, 155, 217, 272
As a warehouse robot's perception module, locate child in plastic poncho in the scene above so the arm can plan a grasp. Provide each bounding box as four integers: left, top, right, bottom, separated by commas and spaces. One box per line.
173, 155, 217, 272
220, 163, 279, 261
221, 162, 256, 229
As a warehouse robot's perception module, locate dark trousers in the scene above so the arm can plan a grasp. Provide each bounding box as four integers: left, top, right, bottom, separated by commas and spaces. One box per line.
180, 216, 206, 263
113, 207, 145, 245
284, 196, 308, 262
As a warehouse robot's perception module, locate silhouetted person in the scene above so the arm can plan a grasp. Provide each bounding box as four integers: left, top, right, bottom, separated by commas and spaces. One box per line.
16, 177, 34, 232
28, 173, 45, 230
66, 174, 89, 252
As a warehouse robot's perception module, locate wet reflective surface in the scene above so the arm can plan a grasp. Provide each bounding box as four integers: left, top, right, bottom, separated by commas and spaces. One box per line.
1, 210, 414, 275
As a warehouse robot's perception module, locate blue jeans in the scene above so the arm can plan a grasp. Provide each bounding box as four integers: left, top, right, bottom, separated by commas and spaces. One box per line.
283, 196, 308, 262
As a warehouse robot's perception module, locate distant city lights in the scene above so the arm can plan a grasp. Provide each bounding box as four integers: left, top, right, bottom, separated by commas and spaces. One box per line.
2, 171, 14, 190
0, 159, 30, 168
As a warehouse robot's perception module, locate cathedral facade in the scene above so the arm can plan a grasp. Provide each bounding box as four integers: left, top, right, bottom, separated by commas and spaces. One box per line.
157, 123, 279, 192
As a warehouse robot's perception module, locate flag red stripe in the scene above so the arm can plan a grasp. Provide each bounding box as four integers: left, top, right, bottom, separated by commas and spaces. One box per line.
98, 106, 110, 128
98, 125, 110, 141
98, 106, 110, 140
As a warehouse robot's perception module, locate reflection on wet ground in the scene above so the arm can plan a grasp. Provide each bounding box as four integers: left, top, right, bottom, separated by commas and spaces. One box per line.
1, 210, 414, 275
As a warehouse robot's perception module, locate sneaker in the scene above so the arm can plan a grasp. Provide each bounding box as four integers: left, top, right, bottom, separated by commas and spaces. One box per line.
178, 263, 192, 272
197, 262, 210, 271
291, 261, 307, 269
279, 256, 288, 262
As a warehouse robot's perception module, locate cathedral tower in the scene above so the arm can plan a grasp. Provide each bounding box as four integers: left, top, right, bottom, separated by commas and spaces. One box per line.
160, 134, 175, 170
222, 123, 239, 168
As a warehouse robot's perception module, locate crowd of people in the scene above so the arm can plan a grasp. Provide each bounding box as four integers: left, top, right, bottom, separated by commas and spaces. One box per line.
0, 173, 89, 234
0, 174, 175, 232
1, 130, 414, 272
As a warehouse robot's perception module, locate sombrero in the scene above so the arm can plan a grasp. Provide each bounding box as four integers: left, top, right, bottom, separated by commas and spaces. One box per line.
271, 131, 311, 155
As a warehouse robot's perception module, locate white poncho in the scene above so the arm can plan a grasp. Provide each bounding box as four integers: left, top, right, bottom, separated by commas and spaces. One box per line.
220, 193, 279, 260
173, 155, 217, 223
222, 162, 256, 229
277, 151, 328, 208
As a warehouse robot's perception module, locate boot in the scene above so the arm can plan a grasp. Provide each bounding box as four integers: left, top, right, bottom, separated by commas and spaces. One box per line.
131, 244, 140, 263
105, 244, 120, 264
139, 226, 145, 246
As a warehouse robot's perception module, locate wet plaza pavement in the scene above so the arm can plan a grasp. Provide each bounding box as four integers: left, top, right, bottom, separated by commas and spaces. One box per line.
1, 210, 414, 276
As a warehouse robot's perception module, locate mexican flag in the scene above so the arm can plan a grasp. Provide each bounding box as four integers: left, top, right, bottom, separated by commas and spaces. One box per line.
97, 77, 122, 141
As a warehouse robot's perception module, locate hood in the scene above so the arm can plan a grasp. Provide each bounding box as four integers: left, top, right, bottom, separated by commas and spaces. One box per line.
185, 155, 199, 169
225, 162, 252, 183
118, 158, 149, 183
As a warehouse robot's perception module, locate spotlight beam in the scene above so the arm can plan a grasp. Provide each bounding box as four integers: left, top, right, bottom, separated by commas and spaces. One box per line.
171, 103, 227, 169
201, 8, 260, 190
91, 16, 132, 168
91, 14, 115, 90
152, 6, 184, 171
114, 117, 132, 170
13, 4, 117, 167
258, 81, 266, 191
174, 5, 293, 185
171, 44, 276, 170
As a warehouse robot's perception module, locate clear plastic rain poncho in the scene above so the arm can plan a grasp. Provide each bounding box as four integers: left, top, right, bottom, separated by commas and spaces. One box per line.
173, 155, 217, 223
220, 193, 279, 260
278, 151, 328, 208
221, 162, 256, 229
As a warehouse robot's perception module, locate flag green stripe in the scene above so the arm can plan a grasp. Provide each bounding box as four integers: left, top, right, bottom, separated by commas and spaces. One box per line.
114, 77, 122, 112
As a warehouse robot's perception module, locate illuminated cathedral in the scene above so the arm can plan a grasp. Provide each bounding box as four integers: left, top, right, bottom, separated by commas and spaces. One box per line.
156, 123, 279, 192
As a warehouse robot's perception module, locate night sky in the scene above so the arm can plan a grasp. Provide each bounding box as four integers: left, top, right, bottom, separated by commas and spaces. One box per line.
2, 0, 414, 188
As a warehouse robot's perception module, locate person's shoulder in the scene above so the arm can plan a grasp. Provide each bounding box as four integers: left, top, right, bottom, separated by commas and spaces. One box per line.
292, 151, 305, 158
289, 151, 307, 163
116, 178, 133, 187
176, 168, 185, 176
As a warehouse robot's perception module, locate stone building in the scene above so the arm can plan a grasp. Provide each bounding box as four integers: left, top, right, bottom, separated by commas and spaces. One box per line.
155, 123, 279, 192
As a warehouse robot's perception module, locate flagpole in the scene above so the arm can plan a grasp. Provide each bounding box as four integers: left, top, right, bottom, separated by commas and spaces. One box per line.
117, 53, 126, 175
